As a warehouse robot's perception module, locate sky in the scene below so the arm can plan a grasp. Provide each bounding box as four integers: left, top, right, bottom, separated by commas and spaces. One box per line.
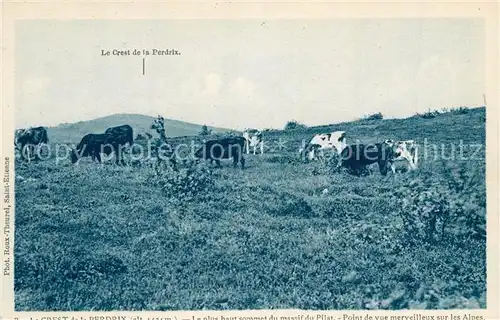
15, 19, 485, 130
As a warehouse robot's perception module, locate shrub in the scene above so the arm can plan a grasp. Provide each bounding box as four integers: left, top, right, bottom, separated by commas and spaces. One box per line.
315, 149, 343, 177
147, 159, 214, 202
199, 125, 212, 136
450, 106, 470, 115
284, 120, 307, 131
393, 161, 485, 244
221, 130, 240, 138
362, 112, 383, 121
417, 109, 441, 119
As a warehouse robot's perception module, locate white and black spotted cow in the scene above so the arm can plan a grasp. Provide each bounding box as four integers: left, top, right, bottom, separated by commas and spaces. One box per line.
243, 129, 264, 155
300, 131, 347, 162
384, 139, 419, 173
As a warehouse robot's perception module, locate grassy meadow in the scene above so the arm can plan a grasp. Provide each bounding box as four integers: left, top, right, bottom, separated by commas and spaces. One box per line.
14, 107, 486, 311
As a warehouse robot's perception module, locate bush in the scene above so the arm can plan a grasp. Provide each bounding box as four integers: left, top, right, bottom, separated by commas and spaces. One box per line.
221, 130, 240, 138
450, 107, 470, 115
362, 112, 383, 121
318, 149, 343, 176
393, 161, 485, 244
199, 125, 212, 136
284, 120, 307, 131
417, 109, 441, 119
147, 160, 214, 202
417, 106, 471, 119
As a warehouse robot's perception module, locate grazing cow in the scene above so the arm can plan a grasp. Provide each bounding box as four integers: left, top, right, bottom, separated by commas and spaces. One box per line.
105, 124, 134, 162
14, 126, 49, 161
70, 124, 133, 165
70, 133, 108, 164
194, 136, 246, 169
301, 131, 347, 161
340, 141, 399, 176
104, 124, 134, 147
243, 129, 264, 155
384, 139, 419, 173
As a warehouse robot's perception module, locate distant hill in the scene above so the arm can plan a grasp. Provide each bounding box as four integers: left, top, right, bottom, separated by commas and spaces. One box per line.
46, 114, 233, 143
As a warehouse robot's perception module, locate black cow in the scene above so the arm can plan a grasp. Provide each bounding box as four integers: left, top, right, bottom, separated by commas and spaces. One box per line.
15, 126, 49, 161
194, 136, 246, 169
70, 133, 109, 164
104, 124, 134, 147
71, 124, 133, 165
340, 142, 399, 176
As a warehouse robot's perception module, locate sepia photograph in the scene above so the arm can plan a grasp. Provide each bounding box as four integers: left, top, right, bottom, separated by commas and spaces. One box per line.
1, 2, 497, 316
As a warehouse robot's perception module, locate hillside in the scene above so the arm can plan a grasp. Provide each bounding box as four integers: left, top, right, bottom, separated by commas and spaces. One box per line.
47, 113, 233, 143
169, 107, 486, 148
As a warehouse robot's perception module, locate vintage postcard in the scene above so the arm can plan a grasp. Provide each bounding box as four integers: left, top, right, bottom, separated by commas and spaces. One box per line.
1, 1, 499, 320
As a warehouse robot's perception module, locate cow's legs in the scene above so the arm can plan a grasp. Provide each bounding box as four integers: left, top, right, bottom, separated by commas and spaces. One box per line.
115, 151, 122, 165
95, 152, 102, 163
27, 145, 32, 163
378, 160, 389, 176
119, 145, 126, 165
408, 158, 417, 170
22, 144, 32, 162
114, 145, 123, 165
169, 157, 178, 171
389, 162, 396, 174
413, 148, 419, 167
233, 149, 245, 169
33, 145, 39, 161
352, 167, 361, 177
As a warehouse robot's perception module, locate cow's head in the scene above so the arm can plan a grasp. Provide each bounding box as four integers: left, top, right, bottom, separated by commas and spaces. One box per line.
329, 131, 347, 154
14, 128, 31, 145
381, 140, 400, 159
394, 141, 418, 163
242, 131, 250, 141
14, 129, 24, 148
383, 139, 394, 146
308, 144, 322, 161
243, 129, 262, 143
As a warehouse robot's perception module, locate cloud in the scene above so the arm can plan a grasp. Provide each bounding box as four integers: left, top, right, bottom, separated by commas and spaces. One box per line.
229, 77, 255, 100
178, 73, 270, 129
201, 72, 223, 97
